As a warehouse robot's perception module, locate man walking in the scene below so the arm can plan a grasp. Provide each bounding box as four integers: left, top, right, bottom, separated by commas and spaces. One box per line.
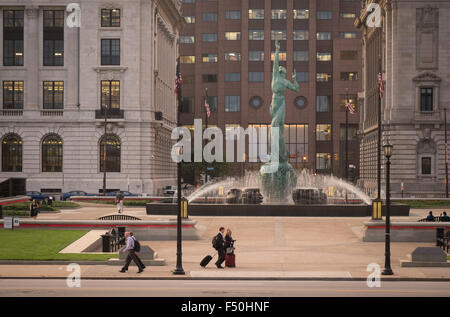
214, 227, 226, 269
120, 231, 144, 273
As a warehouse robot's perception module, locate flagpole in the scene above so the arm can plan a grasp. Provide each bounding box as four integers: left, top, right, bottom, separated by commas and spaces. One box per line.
345, 88, 349, 204
377, 54, 382, 200
445, 108, 448, 198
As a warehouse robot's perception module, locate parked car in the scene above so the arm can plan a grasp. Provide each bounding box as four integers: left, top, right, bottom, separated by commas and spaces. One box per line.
162, 186, 177, 196
62, 190, 94, 201
106, 191, 138, 197
26, 191, 54, 203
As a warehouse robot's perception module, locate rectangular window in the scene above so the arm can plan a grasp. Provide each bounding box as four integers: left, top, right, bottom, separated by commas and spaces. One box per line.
3, 81, 24, 109
182, 97, 195, 113
226, 11, 241, 19
341, 13, 356, 19
202, 54, 218, 63
271, 51, 287, 61
202, 96, 218, 113
341, 50, 358, 60
316, 73, 332, 82
225, 32, 241, 40
101, 80, 120, 109
316, 124, 332, 141
182, 0, 195, 3
183, 15, 196, 23
293, 9, 309, 19
43, 10, 64, 66
249, 72, 264, 82
3, 10, 24, 66
249, 51, 264, 61
316, 153, 332, 170
202, 13, 217, 22
317, 32, 331, 40
225, 73, 241, 82
182, 75, 194, 85
180, 35, 195, 44
340, 125, 358, 141
317, 52, 332, 61
340, 32, 357, 39
422, 157, 432, 175
271, 30, 286, 41
284, 124, 309, 163
202, 74, 217, 83
293, 51, 309, 61
317, 11, 332, 19
293, 30, 309, 40
225, 52, 241, 61
249, 30, 264, 40
316, 96, 330, 112
101, 9, 120, 27
101, 39, 120, 65
420, 88, 433, 112
248, 9, 264, 19
180, 56, 195, 64
296, 72, 309, 82
202, 33, 217, 42
271, 9, 287, 19
340, 72, 358, 81
225, 96, 240, 112
43, 81, 64, 109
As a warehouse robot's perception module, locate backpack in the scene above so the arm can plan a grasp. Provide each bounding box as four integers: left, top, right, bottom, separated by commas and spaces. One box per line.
212, 235, 220, 250
133, 237, 141, 252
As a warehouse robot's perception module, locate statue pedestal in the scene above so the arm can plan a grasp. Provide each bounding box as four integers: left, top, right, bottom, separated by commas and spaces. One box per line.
260, 161, 297, 203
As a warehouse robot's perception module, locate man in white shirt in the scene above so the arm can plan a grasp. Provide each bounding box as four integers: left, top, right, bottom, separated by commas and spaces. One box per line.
120, 232, 144, 273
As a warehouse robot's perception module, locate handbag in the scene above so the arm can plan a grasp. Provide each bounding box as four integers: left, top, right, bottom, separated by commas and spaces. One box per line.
226, 247, 235, 254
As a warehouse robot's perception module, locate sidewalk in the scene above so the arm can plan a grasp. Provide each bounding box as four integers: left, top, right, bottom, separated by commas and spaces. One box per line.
0, 206, 449, 280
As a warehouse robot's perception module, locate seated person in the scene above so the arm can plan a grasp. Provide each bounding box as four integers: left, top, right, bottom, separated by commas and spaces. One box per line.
426, 211, 435, 222
440, 211, 450, 222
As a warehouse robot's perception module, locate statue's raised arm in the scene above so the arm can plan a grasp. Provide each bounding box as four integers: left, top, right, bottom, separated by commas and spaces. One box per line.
273, 40, 280, 79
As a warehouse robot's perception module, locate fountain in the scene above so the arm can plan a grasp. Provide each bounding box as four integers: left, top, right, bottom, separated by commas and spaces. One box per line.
146, 41, 409, 217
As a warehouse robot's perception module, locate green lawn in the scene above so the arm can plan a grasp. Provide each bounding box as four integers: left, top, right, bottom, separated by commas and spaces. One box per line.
0, 229, 118, 261
86, 199, 167, 206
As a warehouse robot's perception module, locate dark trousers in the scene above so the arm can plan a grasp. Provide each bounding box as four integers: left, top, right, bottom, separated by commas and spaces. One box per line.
215, 247, 226, 267
122, 250, 144, 271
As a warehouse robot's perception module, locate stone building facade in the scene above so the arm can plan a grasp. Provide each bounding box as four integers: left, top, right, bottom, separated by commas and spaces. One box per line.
356, 0, 450, 197
0, 0, 183, 196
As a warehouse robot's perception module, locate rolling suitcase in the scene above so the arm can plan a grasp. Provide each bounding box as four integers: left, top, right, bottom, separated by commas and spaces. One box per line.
200, 253, 216, 268
225, 253, 235, 267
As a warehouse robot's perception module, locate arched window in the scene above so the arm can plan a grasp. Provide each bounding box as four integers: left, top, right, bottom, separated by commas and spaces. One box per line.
42, 134, 63, 172
99, 134, 121, 172
2, 134, 22, 172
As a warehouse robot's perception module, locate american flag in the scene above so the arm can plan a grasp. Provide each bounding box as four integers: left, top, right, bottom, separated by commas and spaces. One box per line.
204, 96, 211, 118
346, 96, 355, 114
378, 71, 384, 99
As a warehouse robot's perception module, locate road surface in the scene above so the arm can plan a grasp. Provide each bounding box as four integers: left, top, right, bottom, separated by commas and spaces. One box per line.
0, 279, 450, 297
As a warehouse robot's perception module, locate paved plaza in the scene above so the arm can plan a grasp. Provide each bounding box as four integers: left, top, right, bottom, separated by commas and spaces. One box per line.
0, 203, 449, 280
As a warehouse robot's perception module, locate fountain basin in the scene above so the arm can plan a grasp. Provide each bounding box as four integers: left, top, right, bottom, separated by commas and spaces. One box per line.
146, 203, 409, 217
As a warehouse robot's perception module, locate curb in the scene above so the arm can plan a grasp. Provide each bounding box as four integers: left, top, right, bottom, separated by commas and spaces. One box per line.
1, 276, 450, 282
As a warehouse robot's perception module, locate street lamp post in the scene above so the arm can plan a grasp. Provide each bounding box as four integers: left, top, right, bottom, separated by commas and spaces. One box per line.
173, 57, 185, 275
382, 142, 394, 276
